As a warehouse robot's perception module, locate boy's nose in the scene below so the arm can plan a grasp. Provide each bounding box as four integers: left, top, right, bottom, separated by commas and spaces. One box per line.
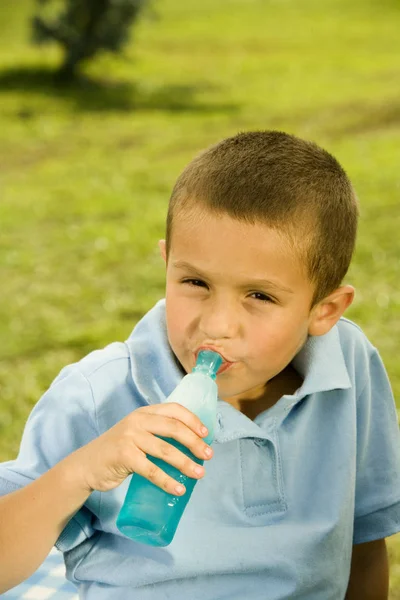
199, 297, 239, 340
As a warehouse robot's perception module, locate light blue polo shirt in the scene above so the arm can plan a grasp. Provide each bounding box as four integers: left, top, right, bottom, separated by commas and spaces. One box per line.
1, 299, 399, 599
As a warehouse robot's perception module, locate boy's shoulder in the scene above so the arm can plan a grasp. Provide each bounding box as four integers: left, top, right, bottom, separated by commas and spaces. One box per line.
61, 300, 167, 385
46, 302, 170, 426
335, 316, 384, 389
44, 341, 139, 432
52, 341, 131, 388
336, 316, 376, 355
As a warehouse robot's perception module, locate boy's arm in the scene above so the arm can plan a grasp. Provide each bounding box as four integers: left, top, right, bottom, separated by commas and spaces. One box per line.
345, 539, 389, 600
0, 452, 91, 594
0, 401, 211, 594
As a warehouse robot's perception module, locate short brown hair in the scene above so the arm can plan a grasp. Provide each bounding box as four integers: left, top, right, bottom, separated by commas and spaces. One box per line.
166, 131, 359, 306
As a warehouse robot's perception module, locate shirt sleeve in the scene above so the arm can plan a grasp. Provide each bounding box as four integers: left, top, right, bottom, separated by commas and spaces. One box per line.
0, 366, 100, 552
353, 349, 400, 544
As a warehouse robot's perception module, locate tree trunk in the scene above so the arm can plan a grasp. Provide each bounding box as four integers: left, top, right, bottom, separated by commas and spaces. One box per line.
55, 0, 109, 83
56, 52, 81, 83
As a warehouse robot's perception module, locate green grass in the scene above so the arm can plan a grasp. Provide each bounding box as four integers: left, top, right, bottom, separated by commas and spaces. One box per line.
0, 0, 399, 595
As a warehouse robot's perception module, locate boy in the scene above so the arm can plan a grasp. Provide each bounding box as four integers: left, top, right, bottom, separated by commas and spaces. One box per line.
0, 131, 399, 599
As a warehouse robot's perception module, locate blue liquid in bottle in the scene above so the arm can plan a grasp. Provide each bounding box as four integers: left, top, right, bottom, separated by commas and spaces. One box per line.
116, 350, 222, 546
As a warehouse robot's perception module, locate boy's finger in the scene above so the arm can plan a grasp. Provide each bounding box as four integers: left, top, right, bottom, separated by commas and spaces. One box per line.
136, 432, 206, 479
130, 454, 188, 496
151, 402, 209, 437
138, 414, 213, 461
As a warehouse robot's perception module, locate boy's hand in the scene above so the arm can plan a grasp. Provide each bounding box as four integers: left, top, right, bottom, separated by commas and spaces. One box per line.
73, 403, 213, 496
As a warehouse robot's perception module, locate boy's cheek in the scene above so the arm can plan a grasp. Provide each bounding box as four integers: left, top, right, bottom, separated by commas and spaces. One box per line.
165, 316, 193, 369
166, 299, 198, 339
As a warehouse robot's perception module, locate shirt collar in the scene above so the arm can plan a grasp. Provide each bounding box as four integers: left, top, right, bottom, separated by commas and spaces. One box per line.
292, 327, 352, 399
125, 300, 183, 406
125, 299, 351, 407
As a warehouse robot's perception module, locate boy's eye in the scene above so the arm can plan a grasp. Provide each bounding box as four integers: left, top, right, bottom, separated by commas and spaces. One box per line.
182, 278, 208, 288
251, 292, 275, 304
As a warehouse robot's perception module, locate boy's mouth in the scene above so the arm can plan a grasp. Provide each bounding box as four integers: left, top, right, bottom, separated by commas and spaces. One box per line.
194, 346, 235, 374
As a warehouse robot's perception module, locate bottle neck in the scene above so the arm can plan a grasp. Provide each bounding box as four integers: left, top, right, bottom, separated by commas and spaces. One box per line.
193, 350, 223, 379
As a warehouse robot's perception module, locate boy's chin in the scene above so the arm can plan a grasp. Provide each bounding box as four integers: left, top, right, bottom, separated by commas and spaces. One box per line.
215, 382, 243, 402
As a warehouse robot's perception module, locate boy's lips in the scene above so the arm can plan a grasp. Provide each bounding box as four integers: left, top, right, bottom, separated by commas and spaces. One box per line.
194, 345, 236, 374
216, 361, 234, 375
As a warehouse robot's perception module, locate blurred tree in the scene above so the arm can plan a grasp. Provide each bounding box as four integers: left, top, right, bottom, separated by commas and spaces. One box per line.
32, 0, 148, 81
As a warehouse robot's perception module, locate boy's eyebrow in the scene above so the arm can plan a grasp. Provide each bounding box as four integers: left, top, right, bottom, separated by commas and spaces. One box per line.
171, 260, 295, 294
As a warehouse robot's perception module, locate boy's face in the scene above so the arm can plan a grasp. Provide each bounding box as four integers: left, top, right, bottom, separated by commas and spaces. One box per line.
160, 208, 321, 404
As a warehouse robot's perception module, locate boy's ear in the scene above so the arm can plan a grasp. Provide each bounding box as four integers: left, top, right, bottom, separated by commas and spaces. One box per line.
308, 285, 355, 336
159, 239, 167, 263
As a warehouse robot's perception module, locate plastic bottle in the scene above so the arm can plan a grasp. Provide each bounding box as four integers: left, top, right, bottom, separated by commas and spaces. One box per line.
116, 349, 223, 546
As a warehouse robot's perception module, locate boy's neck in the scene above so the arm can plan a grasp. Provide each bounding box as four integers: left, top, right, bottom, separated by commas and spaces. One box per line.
224, 365, 303, 421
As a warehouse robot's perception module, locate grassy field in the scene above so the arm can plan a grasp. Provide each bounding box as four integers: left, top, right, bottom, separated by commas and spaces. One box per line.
0, 0, 399, 594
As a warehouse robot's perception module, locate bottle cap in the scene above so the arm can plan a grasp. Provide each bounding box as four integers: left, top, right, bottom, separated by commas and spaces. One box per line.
193, 350, 223, 380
